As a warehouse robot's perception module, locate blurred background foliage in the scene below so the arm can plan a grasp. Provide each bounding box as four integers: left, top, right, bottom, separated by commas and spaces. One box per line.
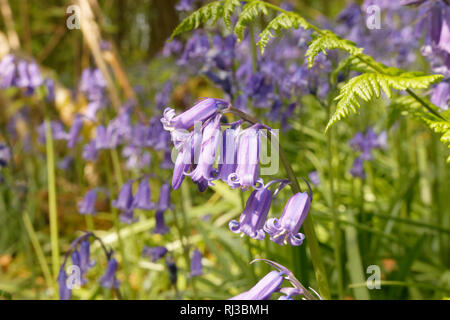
0, 0, 449, 300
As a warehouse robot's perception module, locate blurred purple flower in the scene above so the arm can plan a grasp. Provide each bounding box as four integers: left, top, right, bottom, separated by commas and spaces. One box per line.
78, 189, 97, 215
154, 209, 170, 235
112, 181, 134, 211
157, 183, 171, 211
132, 179, 154, 210
190, 249, 203, 277
58, 268, 71, 300
142, 246, 168, 262
99, 258, 120, 289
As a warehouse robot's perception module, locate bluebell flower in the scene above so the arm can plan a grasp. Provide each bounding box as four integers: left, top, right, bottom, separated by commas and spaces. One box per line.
175, 0, 195, 11
264, 192, 311, 246
217, 128, 238, 182
157, 183, 171, 211
45, 78, 55, 102
142, 246, 168, 262
0, 143, 11, 167
132, 179, 154, 210
112, 181, 134, 211
161, 98, 229, 131
71, 249, 88, 285
190, 249, 203, 277
228, 124, 264, 190
99, 258, 120, 289
78, 189, 97, 215
27, 62, 43, 90
166, 257, 178, 286
154, 209, 170, 235
82, 140, 98, 161
308, 171, 320, 186
79, 240, 96, 275
80, 68, 106, 101
58, 156, 73, 170
119, 210, 138, 224
178, 32, 210, 65
431, 81, 450, 110
171, 126, 202, 189
37, 120, 68, 144
160, 149, 174, 170
278, 287, 304, 300
0, 54, 16, 89
58, 268, 71, 300
187, 114, 222, 185
95, 124, 118, 150
229, 186, 272, 240
67, 114, 84, 148
350, 156, 365, 178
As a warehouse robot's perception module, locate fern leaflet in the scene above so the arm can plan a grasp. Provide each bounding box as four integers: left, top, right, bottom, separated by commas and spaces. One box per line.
257, 12, 311, 54
170, 0, 241, 39
326, 72, 444, 131
306, 31, 363, 67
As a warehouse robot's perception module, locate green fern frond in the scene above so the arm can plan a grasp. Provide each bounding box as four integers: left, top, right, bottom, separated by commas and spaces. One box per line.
223, 0, 241, 29
170, 0, 241, 39
234, 1, 269, 41
257, 12, 310, 54
326, 72, 443, 131
306, 31, 363, 68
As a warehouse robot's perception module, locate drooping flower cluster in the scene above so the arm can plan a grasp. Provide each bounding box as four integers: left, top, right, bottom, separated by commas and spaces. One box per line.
162, 98, 281, 194
349, 127, 387, 178
162, 99, 312, 246
142, 245, 168, 262
58, 232, 118, 300
0, 143, 11, 168
190, 249, 203, 277
79, 68, 107, 120
108, 178, 169, 226
0, 54, 44, 95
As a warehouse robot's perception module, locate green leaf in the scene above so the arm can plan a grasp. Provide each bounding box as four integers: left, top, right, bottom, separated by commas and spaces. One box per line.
170, 0, 241, 39
306, 31, 363, 68
257, 12, 310, 54
326, 72, 444, 131
234, 1, 269, 41
223, 0, 241, 29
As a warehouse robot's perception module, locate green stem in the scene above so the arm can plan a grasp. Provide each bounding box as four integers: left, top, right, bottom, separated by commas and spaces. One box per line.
45, 116, 60, 296
326, 114, 344, 299
176, 183, 199, 298
105, 150, 131, 297
224, 106, 331, 299
22, 211, 54, 293
240, 191, 258, 282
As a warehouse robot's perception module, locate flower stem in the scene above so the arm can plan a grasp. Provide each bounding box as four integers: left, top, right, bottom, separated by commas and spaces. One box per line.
44, 116, 60, 298
326, 110, 344, 299
224, 106, 331, 299
240, 191, 258, 283
106, 149, 131, 298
